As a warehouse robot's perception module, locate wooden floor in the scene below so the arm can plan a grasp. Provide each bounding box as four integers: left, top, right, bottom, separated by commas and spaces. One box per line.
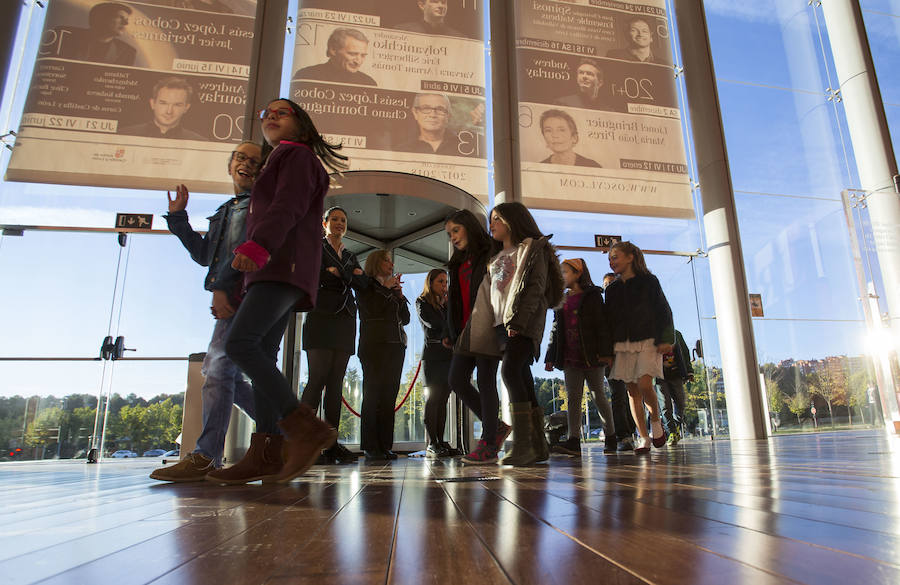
2, 430, 900, 585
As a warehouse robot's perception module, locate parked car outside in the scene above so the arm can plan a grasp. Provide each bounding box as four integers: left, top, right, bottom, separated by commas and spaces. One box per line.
143, 449, 166, 457
110, 450, 138, 458
163, 449, 180, 457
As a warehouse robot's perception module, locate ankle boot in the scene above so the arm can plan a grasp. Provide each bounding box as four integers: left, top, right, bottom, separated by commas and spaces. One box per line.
531, 405, 550, 462
274, 404, 338, 483
501, 402, 539, 466
205, 433, 283, 485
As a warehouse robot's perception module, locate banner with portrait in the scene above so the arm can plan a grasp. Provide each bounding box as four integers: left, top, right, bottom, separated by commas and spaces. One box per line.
6, 0, 257, 193
291, 0, 489, 202
514, 0, 693, 218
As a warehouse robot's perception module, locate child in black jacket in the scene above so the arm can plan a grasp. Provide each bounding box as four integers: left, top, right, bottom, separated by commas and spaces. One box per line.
605, 241, 674, 454
545, 259, 616, 455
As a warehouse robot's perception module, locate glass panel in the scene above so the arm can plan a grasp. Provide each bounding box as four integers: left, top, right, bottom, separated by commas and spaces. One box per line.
735, 193, 862, 322
861, 3, 900, 106
0, 230, 120, 461
717, 82, 850, 199
757, 321, 881, 432
705, 1, 833, 95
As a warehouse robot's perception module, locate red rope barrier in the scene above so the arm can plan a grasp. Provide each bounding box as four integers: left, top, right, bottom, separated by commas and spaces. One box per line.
340, 359, 422, 418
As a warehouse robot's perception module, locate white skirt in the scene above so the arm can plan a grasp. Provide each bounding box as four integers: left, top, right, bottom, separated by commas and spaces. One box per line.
610, 338, 663, 383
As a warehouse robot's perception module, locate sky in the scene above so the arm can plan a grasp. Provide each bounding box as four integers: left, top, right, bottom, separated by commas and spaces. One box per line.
1, 0, 898, 402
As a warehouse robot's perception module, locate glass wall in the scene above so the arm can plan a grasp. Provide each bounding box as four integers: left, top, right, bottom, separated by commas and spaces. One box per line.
704, 1, 884, 432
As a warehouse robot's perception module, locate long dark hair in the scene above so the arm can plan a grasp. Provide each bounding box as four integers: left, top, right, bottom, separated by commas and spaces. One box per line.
610, 241, 651, 276
260, 98, 349, 174
445, 209, 492, 264
490, 202, 546, 248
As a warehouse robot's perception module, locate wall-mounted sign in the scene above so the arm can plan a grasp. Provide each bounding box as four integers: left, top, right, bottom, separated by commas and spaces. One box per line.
115, 213, 153, 230
594, 234, 621, 248
512, 0, 693, 218
290, 0, 489, 202
6, 0, 258, 194
749, 293, 764, 317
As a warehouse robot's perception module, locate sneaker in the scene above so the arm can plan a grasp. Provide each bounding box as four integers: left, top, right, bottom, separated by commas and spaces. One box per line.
150, 452, 214, 482
616, 437, 635, 452
551, 437, 581, 457
652, 434, 667, 449
439, 441, 462, 457
427, 443, 451, 458
603, 435, 617, 454
462, 440, 498, 464
666, 429, 681, 447
495, 421, 512, 450
635, 437, 651, 454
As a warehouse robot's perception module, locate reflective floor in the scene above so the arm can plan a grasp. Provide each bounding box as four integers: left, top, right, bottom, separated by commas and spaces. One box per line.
3, 430, 900, 585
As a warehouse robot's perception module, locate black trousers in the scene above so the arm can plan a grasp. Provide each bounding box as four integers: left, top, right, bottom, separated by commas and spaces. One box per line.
301, 348, 351, 432
448, 353, 500, 444
225, 282, 300, 434
423, 358, 452, 445
359, 343, 405, 452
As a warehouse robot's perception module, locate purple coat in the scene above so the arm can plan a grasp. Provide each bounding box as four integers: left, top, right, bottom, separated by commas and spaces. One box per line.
236, 141, 329, 311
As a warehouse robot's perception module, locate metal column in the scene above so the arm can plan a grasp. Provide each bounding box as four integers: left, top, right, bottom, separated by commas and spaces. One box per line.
673, 1, 768, 440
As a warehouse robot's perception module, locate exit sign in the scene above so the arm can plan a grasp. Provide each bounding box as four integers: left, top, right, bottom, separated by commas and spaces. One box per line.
594, 234, 621, 248
115, 213, 153, 230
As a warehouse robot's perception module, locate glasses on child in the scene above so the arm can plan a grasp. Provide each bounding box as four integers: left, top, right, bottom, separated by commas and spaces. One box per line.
257, 107, 295, 120
231, 151, 261, 169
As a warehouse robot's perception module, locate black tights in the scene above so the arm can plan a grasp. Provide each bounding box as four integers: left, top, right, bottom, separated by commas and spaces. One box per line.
448, 353, 500, 444
501, 334, 537, 405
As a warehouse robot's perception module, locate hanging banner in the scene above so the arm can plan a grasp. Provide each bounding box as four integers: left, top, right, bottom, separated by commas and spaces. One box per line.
290, 0, 489, 203
513, 0, 693, 218
5, 0, 257, 193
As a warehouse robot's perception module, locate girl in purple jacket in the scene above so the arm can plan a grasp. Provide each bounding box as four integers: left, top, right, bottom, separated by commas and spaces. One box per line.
206, 98, 348, 485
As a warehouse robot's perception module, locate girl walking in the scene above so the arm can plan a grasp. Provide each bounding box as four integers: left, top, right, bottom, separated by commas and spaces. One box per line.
544, 259, 616, 456
486, 202, 564, 466
604, 241, 674, 454
444, 209, 510, 464
208, 98, 348, 484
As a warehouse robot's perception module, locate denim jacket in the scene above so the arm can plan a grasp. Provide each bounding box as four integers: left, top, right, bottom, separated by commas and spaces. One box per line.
164, 192, 250, 304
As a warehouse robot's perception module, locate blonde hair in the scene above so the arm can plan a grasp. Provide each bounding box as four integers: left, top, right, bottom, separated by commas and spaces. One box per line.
363, 249, 392, 277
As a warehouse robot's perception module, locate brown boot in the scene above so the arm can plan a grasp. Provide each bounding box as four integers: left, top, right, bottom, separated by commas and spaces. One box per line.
531, 405, 550, 462
150, 452, 214, 482
273, 404, 338, 484
205, 433, 283, 485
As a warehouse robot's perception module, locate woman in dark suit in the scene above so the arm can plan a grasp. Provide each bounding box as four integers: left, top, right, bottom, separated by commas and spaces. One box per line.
357, 250, 410, 461
300, 206, 369, 463
416, 269, 456, 458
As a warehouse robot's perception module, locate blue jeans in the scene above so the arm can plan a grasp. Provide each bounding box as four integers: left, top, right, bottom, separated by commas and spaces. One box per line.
194, 316, 256, 467
226, 282, 302, 434
658, 377, 686, 433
